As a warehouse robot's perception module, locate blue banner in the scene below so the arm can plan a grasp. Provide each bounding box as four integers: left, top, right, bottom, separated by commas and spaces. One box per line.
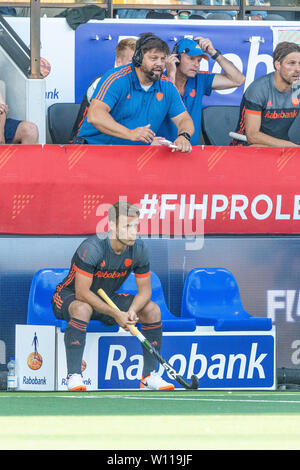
75, 22, 274, 106
98, 333, 275, 389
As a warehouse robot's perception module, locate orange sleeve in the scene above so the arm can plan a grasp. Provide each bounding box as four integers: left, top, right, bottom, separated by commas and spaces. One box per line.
135, 271, 151, 279
74, 264, 93, 278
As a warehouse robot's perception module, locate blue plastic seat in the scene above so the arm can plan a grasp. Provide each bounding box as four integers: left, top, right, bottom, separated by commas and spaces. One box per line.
181, 267, 272, 331
117, 271, 196, 332
27, 268, 196, 333
27, 268, 119, 332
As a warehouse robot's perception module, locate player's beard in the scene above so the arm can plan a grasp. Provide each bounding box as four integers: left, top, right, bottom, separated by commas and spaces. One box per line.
140, 64, 163, 82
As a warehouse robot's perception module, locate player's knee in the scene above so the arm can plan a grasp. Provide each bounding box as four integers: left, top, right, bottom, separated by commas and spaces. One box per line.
15, 121, 39, 144
69, 300, 93, 322
140, 301, 161, 323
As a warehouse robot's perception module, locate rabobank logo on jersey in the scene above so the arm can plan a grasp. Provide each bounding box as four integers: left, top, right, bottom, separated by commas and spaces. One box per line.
98, 331, 276, 390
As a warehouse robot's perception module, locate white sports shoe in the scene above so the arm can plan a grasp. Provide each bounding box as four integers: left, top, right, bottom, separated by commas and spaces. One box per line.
140, 371, 175, 391
67, 373, 87, 392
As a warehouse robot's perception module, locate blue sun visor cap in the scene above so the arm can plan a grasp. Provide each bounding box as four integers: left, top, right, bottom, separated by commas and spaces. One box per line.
177, 38, 209, 60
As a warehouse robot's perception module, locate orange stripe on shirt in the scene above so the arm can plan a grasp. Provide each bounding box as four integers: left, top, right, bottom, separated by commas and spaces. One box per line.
74, 264, 93, 278
135, 271, 151, 279
95, 66, 132, 102
97, 68, 132, 102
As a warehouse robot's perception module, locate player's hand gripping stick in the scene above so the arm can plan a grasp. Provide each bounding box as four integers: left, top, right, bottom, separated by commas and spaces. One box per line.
97, 288, 199, 390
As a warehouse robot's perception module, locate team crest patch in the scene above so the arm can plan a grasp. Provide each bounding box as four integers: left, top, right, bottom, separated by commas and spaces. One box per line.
189, 89, 196, 98
125, 258, 132, 267
156, 92, 163, 101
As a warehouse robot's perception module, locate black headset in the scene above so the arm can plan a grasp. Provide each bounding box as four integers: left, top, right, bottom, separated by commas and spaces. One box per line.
132, 35, 159, 67
172, 39, 194, 65
172, 40, 182, 65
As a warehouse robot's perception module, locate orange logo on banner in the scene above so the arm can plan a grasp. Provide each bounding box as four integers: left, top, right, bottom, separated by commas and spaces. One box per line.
156, 92, 163, 101
27, 352, 43, 370
276, 148, 297, 172
83, 194, 104, 219
0, 147, 18, 171
208, 148, 227, 171
67, 147, 88, 170
137, 147, 160, 171
12, 194, 34, 219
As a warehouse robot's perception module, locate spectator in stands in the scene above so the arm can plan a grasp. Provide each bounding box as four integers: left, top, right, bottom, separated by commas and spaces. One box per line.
179, 0, 267, 20
76, 33, 194, 153
71, 37, 137, 141
245, 0, 267, 20
116, 8, 148, 18
0, 91, 38, 144
156, 37, 245, 146
231, 41, 300, 147
115, 0, 268, 20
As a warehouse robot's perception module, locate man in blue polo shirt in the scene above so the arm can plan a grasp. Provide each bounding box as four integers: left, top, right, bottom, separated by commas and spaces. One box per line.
157, 37, 245, 146
78, 33, 194, 153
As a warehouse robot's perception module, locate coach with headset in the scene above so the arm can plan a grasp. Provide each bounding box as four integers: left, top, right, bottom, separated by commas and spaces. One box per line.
157, 37, 245, 146
77, 33, 194, 153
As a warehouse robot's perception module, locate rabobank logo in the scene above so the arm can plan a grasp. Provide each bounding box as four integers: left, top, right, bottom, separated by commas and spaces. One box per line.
23, 331, 47, 387
98, 334, 275, 390
27, 332, 43, 371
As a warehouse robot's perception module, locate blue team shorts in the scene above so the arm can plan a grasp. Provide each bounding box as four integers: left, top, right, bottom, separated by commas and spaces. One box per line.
52, 288, 134, 325
5, 118, 21, 144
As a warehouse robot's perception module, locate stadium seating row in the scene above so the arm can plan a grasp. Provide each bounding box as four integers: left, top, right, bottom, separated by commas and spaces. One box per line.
47, 102, 241, 146
47, 102, 300, 146
27, 267, 272, 333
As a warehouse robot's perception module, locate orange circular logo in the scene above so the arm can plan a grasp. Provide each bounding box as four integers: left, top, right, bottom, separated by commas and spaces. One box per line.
40, 57, 51, 78
125, 258, 132, 267
27, 352, 43, 370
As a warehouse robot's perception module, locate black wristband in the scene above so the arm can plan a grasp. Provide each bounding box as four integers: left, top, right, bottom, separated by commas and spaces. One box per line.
178, 132, 191, 142
211, 49, 221, 60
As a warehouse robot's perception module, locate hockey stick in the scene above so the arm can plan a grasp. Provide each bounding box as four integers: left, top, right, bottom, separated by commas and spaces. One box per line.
97, 288, 199, 390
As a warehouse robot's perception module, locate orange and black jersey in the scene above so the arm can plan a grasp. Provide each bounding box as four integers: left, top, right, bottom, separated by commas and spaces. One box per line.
54, 235, 150, 297
231, 72, 300, 145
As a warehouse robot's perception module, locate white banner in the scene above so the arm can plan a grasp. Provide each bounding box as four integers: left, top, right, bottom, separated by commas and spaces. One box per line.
15, 324, 56, 391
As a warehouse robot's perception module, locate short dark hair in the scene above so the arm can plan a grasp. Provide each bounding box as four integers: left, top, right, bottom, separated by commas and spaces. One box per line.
132, 32, 170, 67
108, 201, 140, 224
273, 41, 300, 67
139, 32, 170, 56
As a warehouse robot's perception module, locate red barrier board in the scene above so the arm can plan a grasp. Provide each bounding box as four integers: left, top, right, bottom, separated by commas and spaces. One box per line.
0, 144, 299, 235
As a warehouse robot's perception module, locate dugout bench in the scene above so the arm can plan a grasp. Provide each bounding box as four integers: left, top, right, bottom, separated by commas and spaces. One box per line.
14, 268, 276, 391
